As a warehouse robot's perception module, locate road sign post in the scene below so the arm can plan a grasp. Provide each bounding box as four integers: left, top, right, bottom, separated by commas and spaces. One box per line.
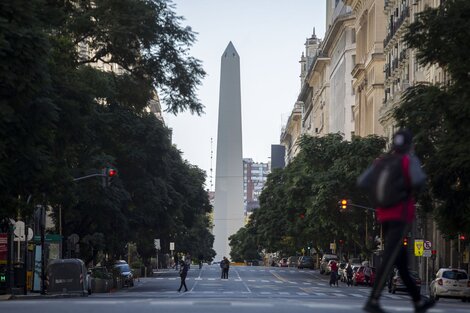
154, 239, 160, 271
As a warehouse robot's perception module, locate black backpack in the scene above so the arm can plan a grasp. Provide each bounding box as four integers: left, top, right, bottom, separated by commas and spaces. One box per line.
357, 153, 410, 208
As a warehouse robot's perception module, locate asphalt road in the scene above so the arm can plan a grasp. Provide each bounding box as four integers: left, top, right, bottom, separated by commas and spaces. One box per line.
0, 265, 468, 313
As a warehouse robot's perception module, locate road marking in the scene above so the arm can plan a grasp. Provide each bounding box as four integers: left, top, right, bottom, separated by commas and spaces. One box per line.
261, 280, 269, 283
194, 278, 202, 280
350, 293, 364, 298
313, 292, 326, 296
208, 278, 216, 281
260, 292, 272, 295
274, 280, 283, 283
222, 291, 234, 294
297, 292, 308, 296
247, 279, 256, 282
279, 292, 290, 295
303, 282, 312, 285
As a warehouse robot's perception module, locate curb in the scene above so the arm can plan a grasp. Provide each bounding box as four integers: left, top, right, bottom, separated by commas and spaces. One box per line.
10, 293, 84, 300
0, 294, 12, 301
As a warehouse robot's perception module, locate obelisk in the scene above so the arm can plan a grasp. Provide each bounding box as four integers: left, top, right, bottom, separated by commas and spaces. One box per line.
213, 42, 244, 260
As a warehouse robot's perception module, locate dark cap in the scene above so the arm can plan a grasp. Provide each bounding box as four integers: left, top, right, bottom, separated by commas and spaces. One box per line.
392, 129, 413, 152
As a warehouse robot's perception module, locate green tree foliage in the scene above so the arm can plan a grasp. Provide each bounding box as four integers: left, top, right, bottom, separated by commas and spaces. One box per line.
395, 0, 470, 235
230, 134, 385, 258
0, 0, 214, 265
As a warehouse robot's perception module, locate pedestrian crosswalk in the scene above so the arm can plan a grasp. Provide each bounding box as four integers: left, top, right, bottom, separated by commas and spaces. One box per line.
128, 289, 409, 299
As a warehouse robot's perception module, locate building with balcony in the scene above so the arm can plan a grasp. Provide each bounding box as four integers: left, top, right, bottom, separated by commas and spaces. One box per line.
323, 0, 356, 140
380, 0, 412, 143
382, 0, 458, 279
280, 101, 304, 164
345, 0, 387, 137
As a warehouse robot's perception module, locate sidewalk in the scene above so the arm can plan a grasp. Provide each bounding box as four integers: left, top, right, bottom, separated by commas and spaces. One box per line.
0, 292, 85, 301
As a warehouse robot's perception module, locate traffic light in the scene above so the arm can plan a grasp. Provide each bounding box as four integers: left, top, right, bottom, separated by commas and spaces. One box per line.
459, 234, 466, 241
403, 237, 408, 246
102, 167, 118, 187
299, 213, 305, 220
339, 199, 348, 210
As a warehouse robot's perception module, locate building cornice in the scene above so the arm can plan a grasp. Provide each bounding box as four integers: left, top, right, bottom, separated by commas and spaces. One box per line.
322, 13, 355, 53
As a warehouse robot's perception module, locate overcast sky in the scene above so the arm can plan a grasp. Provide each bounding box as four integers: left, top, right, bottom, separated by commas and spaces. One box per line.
163, 0, 326, 190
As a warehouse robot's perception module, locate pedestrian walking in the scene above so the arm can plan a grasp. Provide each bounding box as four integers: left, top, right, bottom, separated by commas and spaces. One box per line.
177, 260, 189, 292
220, 256, 229, 279
174, 254, 179, 271
363, 263, 372, 287
346, 263, 354, 287
329, 260, 338, 287
358, 129, 434, 313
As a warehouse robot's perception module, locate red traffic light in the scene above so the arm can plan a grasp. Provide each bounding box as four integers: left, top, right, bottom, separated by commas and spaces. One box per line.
459, 234, 466, 240
299, 213, 305, 219
107, 168, 117, 177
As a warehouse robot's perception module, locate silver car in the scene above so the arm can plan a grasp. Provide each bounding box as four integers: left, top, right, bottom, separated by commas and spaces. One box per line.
319, 254, 338, 275
430, 268, 470, 302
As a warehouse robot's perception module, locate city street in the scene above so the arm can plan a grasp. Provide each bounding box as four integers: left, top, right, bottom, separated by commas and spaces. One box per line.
0, 265, 467, 313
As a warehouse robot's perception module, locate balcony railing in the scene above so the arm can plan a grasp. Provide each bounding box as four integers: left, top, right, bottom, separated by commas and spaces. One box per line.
384, 6, 410, 49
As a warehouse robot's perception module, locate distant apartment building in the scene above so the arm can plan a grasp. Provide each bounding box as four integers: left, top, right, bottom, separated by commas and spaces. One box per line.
243, 159, 270, 217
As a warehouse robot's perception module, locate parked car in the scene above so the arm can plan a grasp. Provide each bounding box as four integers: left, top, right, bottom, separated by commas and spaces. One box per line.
297, 256, 315, 269
389, 270, 421, 294
287, 256, 299, 267
89, 266, 113, 293
430, 268, 470, 302
113, 262, 134, 287
278, 258, 288, 267
320, 254, 338, 274
353, 266, 376, 286
46, 258, 91, 296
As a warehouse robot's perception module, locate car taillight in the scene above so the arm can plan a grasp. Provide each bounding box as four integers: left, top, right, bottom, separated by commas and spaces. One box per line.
437, 279, 443, 286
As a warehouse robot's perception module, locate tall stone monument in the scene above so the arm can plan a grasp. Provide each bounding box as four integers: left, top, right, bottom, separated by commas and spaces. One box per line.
213, 42, 244, 260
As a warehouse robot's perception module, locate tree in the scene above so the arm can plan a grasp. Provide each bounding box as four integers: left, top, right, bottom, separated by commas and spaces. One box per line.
231, 134, 386, 259
395, 0, 470, 235
0, 0, 212, 267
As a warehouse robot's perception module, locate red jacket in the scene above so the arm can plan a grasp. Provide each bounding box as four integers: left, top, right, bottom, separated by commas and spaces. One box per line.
376, 154, 415, 223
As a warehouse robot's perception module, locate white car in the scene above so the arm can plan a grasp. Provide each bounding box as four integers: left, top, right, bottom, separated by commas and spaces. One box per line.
430, 268, 470, 302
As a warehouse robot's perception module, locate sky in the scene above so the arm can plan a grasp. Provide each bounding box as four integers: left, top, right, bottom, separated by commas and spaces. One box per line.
163, 0, 327, 190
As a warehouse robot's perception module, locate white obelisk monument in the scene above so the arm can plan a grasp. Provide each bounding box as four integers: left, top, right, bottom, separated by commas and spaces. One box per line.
213, 42, 244, 260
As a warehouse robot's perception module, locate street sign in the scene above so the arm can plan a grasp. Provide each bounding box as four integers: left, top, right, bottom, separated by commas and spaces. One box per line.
414, 239, 424, 256
424, 240, 432, 250
13, 228, 33, 242
423, 249, 432, 257
154, 239, 160, 250
170, 242, 175, 251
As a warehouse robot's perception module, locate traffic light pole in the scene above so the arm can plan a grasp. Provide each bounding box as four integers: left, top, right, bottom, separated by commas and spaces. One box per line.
347, 203, 374, 212
72, 173, 105, 182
